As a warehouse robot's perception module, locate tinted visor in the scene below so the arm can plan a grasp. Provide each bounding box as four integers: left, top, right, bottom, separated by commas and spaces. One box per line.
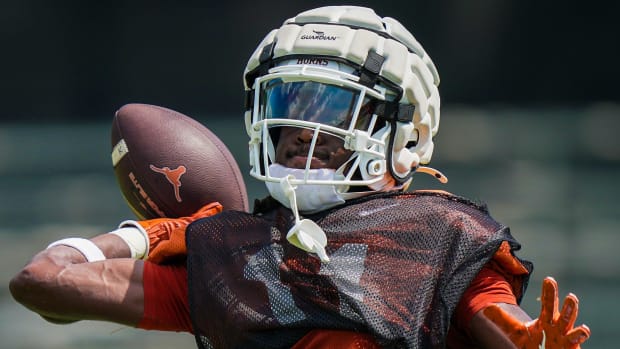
260, 79, 375, 130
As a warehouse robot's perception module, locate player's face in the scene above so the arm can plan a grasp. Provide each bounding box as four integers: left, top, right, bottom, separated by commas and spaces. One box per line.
274, 127, 352, 169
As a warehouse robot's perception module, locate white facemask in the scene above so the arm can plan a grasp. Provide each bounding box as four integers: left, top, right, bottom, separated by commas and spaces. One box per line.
265, 164, 346, 214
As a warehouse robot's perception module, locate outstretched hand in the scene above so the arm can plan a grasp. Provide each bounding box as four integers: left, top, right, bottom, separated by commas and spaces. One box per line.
483, 277, 591, 349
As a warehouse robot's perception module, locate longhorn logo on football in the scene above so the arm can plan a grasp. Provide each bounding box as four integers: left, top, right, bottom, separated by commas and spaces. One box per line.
149, 164, 187, 203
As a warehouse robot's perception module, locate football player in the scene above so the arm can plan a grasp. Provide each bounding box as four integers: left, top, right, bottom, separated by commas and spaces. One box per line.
10, 5, 589, 348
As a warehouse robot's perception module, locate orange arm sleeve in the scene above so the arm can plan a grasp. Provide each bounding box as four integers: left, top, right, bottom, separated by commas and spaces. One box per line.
137, 261, 193, 333
450, 241, 530, 343
454, 264, 518, 325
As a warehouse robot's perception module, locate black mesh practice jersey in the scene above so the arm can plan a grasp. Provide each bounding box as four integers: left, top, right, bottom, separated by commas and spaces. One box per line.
186, 191, 532, 349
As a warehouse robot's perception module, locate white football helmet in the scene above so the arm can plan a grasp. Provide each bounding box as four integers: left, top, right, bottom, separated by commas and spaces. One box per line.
244, 5, 443, 199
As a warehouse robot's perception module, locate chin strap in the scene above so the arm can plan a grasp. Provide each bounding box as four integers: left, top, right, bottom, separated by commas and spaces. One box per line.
278, 175, 330, 262
415, 166, 448, 184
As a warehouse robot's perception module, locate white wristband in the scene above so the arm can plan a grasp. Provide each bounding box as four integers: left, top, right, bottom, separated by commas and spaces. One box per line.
47, 238, 106, 262
109, 223, 149, 260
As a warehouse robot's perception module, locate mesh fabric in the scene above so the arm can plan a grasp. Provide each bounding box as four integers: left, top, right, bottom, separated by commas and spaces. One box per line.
187, 191, 531, 349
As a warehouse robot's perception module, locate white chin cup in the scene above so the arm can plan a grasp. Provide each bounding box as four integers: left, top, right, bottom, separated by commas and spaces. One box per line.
265, 164, 345, 214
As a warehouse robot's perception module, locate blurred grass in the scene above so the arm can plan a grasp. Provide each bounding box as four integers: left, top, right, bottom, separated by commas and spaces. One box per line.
1, 105, 619, 348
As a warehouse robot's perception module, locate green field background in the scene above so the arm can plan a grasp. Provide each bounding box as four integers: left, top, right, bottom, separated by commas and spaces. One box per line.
1, 105, 618, 348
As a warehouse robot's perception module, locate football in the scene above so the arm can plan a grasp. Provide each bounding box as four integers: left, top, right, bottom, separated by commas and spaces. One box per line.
111, 103, 249, 219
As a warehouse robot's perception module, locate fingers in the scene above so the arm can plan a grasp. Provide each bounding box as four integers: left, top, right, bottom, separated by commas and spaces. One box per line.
566, 324, 591, 346
539, 277, 591, 348
193, 202, 223, 217
558, 293, 579, 333
540, 276, 559, 324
